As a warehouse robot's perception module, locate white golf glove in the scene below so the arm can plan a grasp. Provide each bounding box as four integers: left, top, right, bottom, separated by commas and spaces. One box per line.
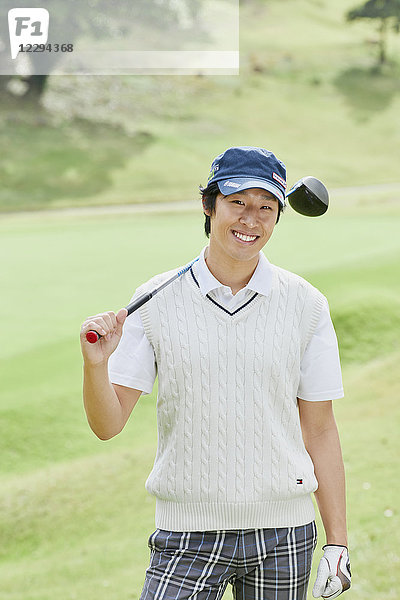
312, 545, 351, 599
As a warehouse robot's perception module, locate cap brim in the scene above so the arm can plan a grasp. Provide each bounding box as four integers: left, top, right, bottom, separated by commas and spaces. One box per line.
217, 178, 285, 206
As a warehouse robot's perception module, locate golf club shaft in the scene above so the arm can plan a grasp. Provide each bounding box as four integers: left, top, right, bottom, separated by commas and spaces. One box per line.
85, 257, 199, 343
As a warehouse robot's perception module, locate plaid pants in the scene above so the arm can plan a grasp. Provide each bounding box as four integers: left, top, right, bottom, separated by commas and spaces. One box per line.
139, 521, 317, 600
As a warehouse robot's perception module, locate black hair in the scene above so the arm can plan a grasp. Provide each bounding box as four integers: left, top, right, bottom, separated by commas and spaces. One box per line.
199, 182, 284, 238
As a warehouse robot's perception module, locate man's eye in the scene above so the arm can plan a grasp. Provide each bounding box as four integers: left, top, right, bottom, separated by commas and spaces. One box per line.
232, 200, 244, 205
261, 205, 272, 210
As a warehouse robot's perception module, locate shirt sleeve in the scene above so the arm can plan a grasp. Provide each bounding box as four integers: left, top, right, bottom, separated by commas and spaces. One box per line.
297, 296, 344, 401
108, 305, 157, 395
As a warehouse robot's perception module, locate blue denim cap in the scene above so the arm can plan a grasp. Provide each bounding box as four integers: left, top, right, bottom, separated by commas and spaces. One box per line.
207, 146, 287, 206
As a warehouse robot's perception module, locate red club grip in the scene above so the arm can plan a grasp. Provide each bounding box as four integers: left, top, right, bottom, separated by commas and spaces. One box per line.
86, 330, 101, 344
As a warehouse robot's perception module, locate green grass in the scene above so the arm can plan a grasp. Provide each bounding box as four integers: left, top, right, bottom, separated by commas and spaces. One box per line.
1, 205, 399, 599
1, 0, 400, 211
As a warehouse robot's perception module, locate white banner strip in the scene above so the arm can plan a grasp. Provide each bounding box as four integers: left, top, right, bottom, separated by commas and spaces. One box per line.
60, 50, 239, 70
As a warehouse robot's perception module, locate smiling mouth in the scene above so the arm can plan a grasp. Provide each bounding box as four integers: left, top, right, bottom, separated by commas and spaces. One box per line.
232, 230, 259, 243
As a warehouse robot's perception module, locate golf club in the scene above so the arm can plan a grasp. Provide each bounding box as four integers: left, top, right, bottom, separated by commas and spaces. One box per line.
85, 257, 200, 343
85, 178, 328, 343
286, 176, 329, 216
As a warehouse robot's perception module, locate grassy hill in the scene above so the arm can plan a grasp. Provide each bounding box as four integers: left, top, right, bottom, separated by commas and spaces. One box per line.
1, 0, 400, 211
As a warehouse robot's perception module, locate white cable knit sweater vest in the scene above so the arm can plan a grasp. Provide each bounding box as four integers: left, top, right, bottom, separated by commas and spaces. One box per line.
138, 262, 325, 531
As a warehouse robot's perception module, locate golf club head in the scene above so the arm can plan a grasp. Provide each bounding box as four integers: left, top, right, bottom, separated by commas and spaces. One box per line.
286, 176, 329, 217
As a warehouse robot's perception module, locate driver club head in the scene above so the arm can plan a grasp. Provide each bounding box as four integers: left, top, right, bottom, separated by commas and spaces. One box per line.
286, 176, 329, 217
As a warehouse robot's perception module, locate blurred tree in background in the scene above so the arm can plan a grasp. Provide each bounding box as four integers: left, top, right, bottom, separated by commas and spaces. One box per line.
346, 0, 400, 65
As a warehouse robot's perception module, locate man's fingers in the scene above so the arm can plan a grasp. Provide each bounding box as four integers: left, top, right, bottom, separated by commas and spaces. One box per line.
115, 308, 128, 334
312, 558, 330, 598
105, 311, 117, 329
81, 319, 107, 337
116, 307, 128, 323
338, 556, 351, 591
321, 576, 342, 599
81, 312, 118, 338
313, 573, 342, 600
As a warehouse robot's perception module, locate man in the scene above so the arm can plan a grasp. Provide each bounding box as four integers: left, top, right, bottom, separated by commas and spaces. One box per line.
80, 146, 351, 600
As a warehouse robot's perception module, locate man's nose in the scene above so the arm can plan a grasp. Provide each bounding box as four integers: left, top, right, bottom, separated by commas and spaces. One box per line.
239, 207, 258, 228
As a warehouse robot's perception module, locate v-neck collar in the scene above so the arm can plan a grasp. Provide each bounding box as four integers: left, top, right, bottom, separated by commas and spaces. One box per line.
192, 246, 274, 299
190, 268, 261, 317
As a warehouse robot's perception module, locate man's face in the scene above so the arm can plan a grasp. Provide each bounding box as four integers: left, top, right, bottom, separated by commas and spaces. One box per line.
205, 188, 279, 264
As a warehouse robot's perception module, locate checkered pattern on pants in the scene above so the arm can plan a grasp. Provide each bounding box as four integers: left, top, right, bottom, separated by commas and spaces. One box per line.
139, 521, 317, 600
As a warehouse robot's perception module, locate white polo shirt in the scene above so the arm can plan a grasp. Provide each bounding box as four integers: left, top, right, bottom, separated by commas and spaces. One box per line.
109, 247, 344, 401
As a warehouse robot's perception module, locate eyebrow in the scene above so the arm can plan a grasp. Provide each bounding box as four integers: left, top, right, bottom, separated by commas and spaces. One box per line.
235, 190, 278, 202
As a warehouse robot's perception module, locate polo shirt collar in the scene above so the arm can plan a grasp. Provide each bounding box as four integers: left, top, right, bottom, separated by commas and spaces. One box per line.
193, 246, 273, 298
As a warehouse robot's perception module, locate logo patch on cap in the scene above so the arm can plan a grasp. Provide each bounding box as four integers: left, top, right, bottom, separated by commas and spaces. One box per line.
224, 181, 240, 188
208, 163, 219, 182
272, 172, 287, 189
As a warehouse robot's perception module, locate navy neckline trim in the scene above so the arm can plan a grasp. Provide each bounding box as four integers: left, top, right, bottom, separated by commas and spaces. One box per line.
190, 268, 258, 316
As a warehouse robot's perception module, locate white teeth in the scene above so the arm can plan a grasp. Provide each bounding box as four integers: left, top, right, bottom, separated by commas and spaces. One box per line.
233, 231, 257, 242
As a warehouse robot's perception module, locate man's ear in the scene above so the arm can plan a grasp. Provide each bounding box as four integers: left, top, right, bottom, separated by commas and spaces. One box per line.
202, 199, 211, 216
